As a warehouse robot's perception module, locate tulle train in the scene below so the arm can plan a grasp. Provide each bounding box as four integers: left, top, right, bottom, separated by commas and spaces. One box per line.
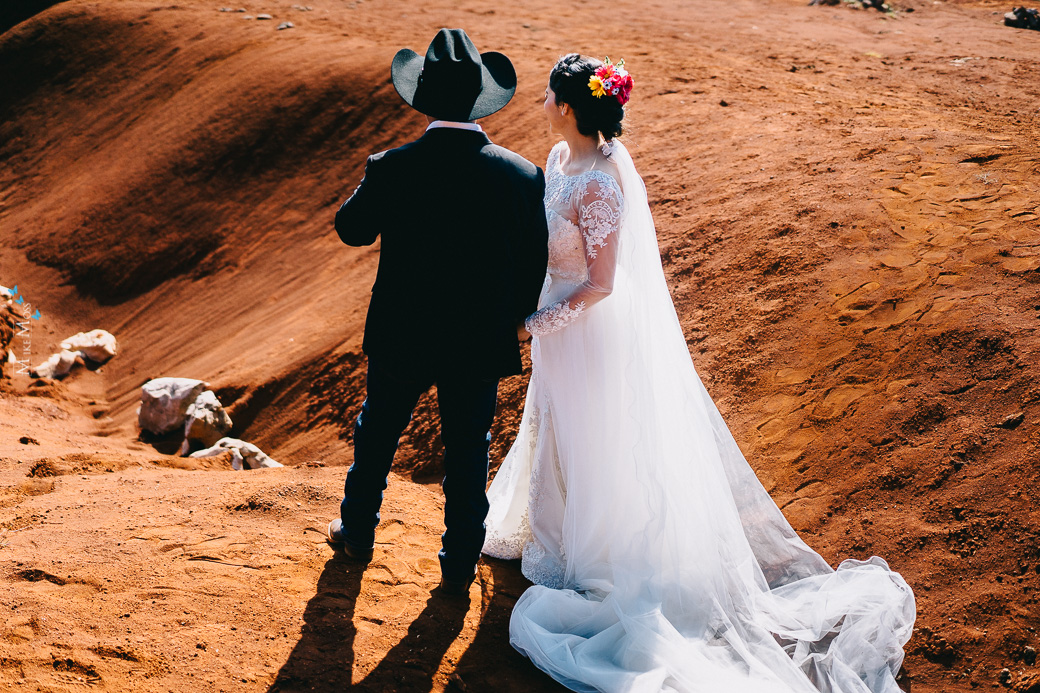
483, 140, 915, 693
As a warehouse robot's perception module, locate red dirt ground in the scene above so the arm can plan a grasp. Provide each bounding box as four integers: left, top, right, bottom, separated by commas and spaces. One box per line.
1, 0, 1038, 690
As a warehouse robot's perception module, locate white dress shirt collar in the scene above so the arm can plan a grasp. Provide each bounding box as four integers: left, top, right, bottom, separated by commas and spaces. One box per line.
426, 120, 484, 132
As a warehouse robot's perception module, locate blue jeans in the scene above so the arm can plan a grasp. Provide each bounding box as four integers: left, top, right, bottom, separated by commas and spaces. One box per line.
340, 358, 499, 582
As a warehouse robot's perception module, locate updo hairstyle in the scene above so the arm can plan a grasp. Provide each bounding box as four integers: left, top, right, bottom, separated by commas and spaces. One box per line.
549, 53, 625, 141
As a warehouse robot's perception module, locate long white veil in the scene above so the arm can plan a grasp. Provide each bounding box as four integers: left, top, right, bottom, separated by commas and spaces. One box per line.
487, 140, 915, 693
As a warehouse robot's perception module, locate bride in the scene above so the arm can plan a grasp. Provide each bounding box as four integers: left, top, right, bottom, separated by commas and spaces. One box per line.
482, 53, 916, 693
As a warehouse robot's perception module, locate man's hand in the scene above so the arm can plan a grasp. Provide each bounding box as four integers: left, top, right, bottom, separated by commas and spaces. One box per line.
517, 323, 532, 342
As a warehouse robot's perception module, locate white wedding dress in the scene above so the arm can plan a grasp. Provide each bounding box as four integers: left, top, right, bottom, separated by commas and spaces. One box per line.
482, 140, 915, 693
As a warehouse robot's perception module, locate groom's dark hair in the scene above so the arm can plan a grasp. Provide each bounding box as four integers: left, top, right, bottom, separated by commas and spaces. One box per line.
549, 53, 625, 141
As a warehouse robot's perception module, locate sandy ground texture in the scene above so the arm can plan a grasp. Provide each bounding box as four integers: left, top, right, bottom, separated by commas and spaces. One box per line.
1, 0, 1039, 689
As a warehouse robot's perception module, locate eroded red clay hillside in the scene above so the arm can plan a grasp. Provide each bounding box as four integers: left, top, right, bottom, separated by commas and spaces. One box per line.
1, 0, 1039, 690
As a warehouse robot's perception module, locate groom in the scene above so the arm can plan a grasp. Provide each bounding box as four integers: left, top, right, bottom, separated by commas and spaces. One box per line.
329, 29, 549, 595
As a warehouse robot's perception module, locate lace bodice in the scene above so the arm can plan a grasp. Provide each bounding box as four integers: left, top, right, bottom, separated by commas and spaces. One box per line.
525, 143, 625, 336
546, 213, 587, 285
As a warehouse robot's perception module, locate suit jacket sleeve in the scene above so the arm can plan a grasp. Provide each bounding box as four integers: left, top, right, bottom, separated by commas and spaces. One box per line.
335, 153, 385, 247
518, 168, 550, 321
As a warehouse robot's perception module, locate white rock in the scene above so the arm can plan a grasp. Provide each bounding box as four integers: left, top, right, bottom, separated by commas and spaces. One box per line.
21, 329, 118, 380
189, 444, 244, 469
31, 350, 81, 379
277, 20, 294, 29
179, 390, 233, 454
189, 437, 282, 470
139, 378, 209, 435
0, 285, 12, 300
256, 13, 273, 19
60, 329, 118, 364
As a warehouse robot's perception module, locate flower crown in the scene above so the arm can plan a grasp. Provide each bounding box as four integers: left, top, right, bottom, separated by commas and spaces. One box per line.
588, 57, 633, 106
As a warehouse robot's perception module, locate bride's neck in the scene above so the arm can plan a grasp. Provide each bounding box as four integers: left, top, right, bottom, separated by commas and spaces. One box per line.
562, 132, 603, 169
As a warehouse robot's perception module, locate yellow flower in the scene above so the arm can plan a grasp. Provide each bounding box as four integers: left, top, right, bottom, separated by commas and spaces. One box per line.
589, 75, 607, 98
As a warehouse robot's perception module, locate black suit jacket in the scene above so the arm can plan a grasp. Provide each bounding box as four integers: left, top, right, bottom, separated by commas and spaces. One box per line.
335, 127, 549, 379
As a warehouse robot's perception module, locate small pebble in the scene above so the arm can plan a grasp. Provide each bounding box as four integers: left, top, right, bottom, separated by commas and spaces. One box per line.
277, 21, 295, 29
1024, 645, 1037, 665
256, 13, 273, 19
997, 412, 1025, 429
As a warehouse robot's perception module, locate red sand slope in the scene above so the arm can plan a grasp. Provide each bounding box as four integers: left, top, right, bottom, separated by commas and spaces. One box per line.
1, 0, 1039, 690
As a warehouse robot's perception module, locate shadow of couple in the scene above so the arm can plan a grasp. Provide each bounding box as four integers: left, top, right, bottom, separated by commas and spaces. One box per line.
267, 553, 563, 692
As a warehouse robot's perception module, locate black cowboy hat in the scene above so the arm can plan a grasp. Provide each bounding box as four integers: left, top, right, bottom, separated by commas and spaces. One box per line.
391, 28, 516, 122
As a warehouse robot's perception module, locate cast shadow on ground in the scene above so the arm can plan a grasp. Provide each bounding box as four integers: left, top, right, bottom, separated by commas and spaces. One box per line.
352, 591, 470, 691
268, 553, 567, 692
267, 553, 367, 692
452, 558, 570, 692
267, 550, 471, 693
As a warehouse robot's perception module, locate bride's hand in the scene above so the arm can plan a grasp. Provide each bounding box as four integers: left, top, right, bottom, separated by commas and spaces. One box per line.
517, 324, 532, 342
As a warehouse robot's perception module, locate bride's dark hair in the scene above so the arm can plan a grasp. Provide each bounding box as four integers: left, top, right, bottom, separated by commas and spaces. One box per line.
549, 53, 625, 141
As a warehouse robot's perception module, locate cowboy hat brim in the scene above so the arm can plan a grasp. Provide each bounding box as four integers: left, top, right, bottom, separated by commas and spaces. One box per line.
391, 48, 517, 121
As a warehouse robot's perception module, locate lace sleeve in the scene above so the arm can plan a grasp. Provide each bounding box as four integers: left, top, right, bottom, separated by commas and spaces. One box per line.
525, 174, 624, 336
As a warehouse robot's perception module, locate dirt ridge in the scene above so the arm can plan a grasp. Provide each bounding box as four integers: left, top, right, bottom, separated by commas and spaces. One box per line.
1, 0, 1039, 690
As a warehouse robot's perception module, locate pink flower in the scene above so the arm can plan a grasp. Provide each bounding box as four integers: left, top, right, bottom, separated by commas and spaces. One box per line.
619, 74, 634, 104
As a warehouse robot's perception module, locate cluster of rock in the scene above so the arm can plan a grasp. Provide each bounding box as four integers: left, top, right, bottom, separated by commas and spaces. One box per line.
1005, 6, 1040, 30
808, 0, 894, 10
138, 377, 282, 470
3, 283, 280, 472
217, 7, 296, 26
1, 284, 118, 379
32, 330, 119, 379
